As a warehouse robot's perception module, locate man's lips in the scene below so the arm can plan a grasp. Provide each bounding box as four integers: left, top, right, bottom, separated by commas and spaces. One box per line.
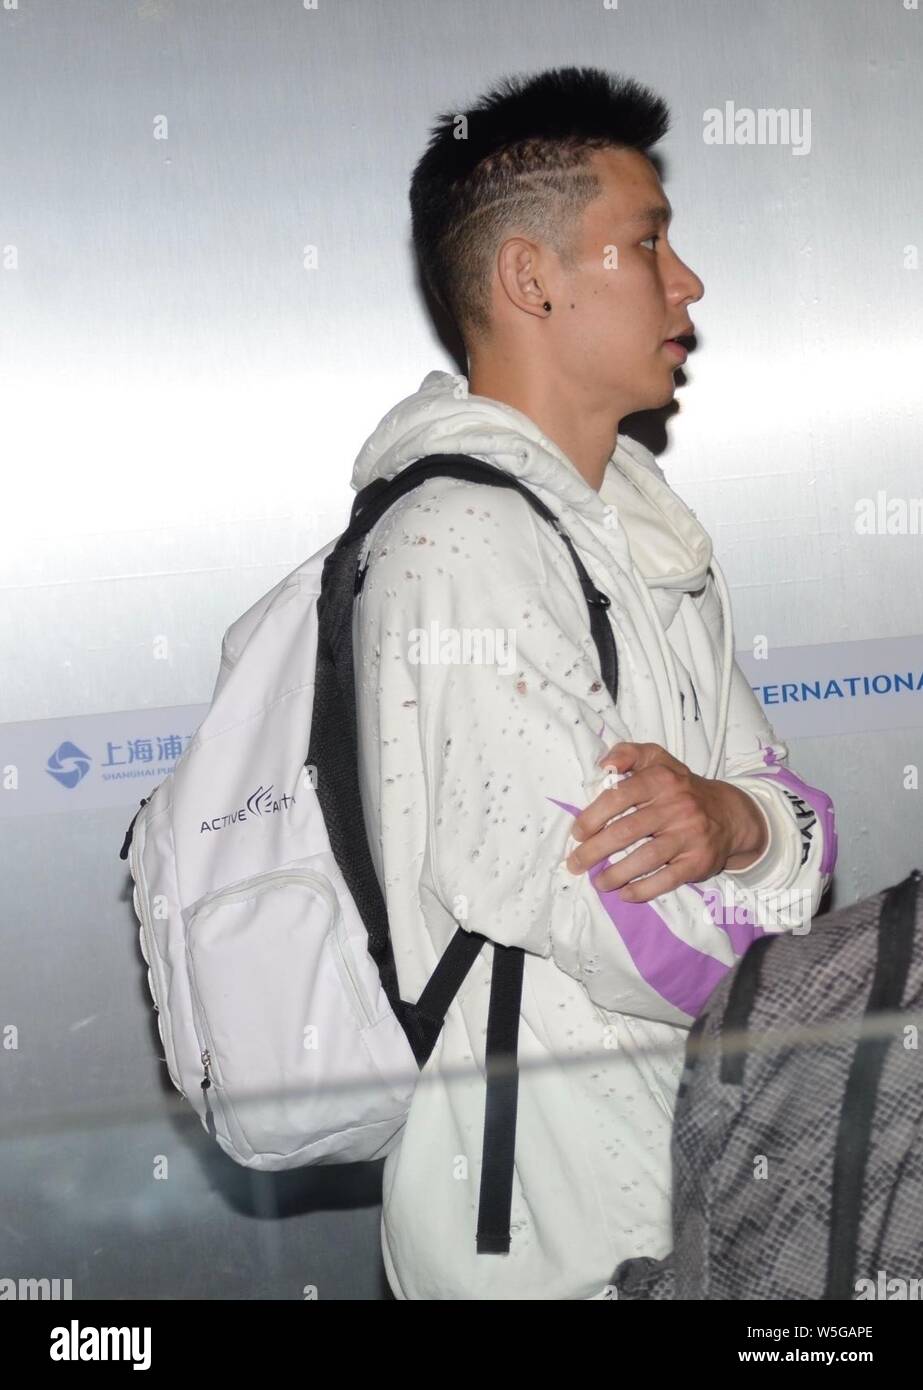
662, 325, 694, 363
663, 338, 688, 364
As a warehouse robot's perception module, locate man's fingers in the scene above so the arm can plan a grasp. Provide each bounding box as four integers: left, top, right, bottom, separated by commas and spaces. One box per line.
592, 836, 681, 895
571, 769, 657, 843
567, 807, 659, 873
615, 863, 686, 904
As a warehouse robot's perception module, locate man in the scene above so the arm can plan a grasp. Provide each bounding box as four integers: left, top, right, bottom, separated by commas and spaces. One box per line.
350, 66, 836, 1300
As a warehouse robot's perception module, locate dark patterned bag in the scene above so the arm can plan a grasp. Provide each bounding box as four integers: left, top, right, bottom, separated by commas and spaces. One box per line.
613, 868, 923, 1300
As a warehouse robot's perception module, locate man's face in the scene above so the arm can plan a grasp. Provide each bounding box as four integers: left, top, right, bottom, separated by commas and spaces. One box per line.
551, 146, 704, 419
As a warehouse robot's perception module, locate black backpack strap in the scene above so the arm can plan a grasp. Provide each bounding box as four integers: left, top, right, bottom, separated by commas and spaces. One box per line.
308, 451, 620, 1253
718, 933, 776, 1085
394, 926, 526, 1255
348, 454, 618, 707
307, 527, 416, 1045
824, 869, 921, 1299
476, 943, 526, 1254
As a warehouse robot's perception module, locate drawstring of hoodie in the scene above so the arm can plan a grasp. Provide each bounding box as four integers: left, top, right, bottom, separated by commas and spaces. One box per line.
623, 549, 686, 768
706, 557, 735, 780
620, 547, 735, 783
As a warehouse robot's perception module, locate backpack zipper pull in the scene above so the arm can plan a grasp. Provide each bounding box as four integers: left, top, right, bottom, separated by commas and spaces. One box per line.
200, 1049, 217, 1139
119, 797, 150, 860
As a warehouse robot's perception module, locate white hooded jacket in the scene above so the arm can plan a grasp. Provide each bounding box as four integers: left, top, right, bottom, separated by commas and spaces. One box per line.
350, 369, 837, 1300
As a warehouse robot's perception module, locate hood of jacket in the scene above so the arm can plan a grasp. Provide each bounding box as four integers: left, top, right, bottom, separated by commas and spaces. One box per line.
351, 369, 734, 777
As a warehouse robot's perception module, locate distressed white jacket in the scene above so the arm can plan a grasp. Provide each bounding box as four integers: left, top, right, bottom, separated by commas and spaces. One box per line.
351, 369, 837, 1300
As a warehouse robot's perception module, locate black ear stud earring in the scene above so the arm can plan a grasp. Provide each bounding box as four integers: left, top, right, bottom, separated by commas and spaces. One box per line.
543, 301, 552, 313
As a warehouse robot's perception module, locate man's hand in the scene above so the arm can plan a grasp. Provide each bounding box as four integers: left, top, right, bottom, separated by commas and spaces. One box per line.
565, 741, 769, 903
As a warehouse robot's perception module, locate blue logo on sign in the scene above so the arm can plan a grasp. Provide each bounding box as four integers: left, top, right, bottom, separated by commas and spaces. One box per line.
47, 741, 92, 789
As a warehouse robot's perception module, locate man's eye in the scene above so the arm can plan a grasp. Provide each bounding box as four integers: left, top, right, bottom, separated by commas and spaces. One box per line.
640, 234, 660, 250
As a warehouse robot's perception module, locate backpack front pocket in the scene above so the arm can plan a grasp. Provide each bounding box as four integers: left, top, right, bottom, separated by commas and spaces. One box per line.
183, 861, 407, 1165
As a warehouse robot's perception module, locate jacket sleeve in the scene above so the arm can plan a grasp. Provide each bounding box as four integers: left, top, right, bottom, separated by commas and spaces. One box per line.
355, 486, 787, 1029
697, 577, 838, 921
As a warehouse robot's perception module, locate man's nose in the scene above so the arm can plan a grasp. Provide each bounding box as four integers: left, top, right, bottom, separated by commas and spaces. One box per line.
679, 257, 705, 304
668, 247, 705, 305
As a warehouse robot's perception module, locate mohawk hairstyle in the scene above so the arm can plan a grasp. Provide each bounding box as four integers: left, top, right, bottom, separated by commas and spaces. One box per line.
409, 66, 670, 345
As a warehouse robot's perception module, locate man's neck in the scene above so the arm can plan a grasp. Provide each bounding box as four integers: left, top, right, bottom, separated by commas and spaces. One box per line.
466, 359, 620, 494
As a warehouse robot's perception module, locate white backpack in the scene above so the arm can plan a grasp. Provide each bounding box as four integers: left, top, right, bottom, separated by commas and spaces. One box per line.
120, 454, 622, 1252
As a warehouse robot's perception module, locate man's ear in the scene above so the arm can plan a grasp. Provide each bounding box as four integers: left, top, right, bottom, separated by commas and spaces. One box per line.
495, 235, 553, 320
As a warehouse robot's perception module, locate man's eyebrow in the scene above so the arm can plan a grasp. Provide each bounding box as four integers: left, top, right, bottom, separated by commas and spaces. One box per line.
629, 204, 673, 226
